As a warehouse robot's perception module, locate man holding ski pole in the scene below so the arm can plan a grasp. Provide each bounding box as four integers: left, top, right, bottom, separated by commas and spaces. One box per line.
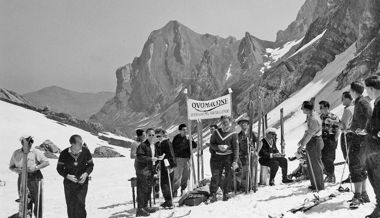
154, 129, 176, 208
9, 135, 49, 218
298, 101, 324, 191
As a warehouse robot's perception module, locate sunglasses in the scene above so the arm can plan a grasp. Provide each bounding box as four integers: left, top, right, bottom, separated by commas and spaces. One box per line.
156, 135, 162, 138
148, 134, 155, 137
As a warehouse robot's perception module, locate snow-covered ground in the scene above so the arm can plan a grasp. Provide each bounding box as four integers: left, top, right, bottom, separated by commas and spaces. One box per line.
0, 42, 377, 217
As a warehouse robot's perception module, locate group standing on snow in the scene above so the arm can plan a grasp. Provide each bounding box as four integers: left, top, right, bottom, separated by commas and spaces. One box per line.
7, 75, 380, 218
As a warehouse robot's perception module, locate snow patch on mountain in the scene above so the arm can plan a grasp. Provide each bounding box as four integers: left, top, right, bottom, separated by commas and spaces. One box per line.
290, 29, 327, 58
225, 63, 232, 80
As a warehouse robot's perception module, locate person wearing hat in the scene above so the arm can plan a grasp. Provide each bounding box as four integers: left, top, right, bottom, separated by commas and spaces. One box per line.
237, 117, 256, 191
298, 101, 324, 191
259, 128, 293, 186
9, 136, 50, 218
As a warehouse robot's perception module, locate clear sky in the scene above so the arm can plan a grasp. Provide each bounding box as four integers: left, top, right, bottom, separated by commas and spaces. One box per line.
0, 0, 305, 94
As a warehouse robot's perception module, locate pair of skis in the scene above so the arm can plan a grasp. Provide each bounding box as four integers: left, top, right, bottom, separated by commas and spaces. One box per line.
18, 138, 44, 218
268, 192, 340, 218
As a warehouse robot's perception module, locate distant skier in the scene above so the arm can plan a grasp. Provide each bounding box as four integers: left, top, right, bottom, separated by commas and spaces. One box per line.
298, 101, 325, 191
364, 75, 380, 218
57, 135, 94, 218
259, 128, 293, 185
154, 128, 176, 208
319, 100, 340, 183
9, 135, 50, 218
346, 81, 372, 209
130, 129, 146, 159
209, 116, 239, 202
172, 124, 197, 197
134, 129, 164, 217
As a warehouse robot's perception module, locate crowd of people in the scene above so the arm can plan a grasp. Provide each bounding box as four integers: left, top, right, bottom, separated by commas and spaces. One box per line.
8, 75, 380, 218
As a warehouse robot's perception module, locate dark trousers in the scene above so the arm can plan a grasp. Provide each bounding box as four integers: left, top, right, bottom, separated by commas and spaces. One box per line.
306, 136, 325, 190
321, 135, 337, 177
340, 133, 349, 161
347, 133, 367, 183
136, 173, 153, 209
160, 166, 174, 202
63, 179, 88, 218
259, 157, 288, 181
365, 140, 380, 206
18, 172, 43, 218
210, 154, 233, 194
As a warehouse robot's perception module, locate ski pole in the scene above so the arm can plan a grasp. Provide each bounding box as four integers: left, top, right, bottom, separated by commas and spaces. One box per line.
305, 150, 319, 193
343, 133, 353, 192
37, 180, 41, 218
164, 159, 175, 208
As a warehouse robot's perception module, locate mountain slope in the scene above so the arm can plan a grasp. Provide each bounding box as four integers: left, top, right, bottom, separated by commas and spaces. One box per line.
0, 88, 32, 105
24, 86, 114, 120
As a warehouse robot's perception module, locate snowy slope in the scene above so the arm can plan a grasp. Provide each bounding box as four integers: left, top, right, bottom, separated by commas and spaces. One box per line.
0, 101, 135, 218
0, 42, 377, 218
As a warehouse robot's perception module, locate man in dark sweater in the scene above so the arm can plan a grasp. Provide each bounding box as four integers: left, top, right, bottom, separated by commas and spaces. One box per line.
348, 81, 372, 209
134, 128, 164, 217
364, 75, 380, 218
57, 135, 94, 218
236, 117, 256, 191
154, 129, 176, 208
319, 100, 340, 183
259, 128, 293, 185
209, 116, 239, 202
172, 124, 197, 197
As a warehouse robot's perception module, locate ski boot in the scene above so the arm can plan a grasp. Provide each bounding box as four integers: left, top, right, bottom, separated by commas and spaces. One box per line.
362, 192, 371, 203
136, 208, 150, 217
349, 193, 363, 209
282, 177, 293, 184
160, 201, 173, 209
210, 193, 217, 203
269, 179, 275, 186
222, 193, 230, 201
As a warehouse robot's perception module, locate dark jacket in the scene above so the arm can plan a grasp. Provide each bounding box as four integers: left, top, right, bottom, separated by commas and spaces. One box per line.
57, 146, 94, 181
259, 138, 280, 162
134, 139, 154, 176
238, 130, 257, 157
210, 128, 239, 163
366, 98, 380, 145
351, 95, 372, 132
155, 138, 177, 170
172, 134, 197, 158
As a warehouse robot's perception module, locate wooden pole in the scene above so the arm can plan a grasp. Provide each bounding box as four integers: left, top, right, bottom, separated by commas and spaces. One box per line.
254, 91, 262, 193
199, 120, 204, 180
280, 108, 285, 154
197, 120, 201, 184
184, 88, 196, 190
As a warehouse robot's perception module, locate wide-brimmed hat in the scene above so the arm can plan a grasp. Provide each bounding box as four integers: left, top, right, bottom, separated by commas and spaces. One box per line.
265, 128, 277, 135
236, 115, 250, 124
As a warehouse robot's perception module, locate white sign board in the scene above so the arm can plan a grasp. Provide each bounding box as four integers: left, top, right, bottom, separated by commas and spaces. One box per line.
187, 94, 232, 120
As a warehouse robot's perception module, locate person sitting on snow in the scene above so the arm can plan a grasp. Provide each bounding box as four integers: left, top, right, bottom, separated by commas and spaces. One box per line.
259, 128, 293, 186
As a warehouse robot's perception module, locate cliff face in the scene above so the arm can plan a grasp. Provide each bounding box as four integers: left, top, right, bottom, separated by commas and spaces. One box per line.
92, 0, 380, 136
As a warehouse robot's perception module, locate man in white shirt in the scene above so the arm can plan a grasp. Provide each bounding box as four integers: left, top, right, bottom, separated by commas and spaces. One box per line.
9, 136, 50, 218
